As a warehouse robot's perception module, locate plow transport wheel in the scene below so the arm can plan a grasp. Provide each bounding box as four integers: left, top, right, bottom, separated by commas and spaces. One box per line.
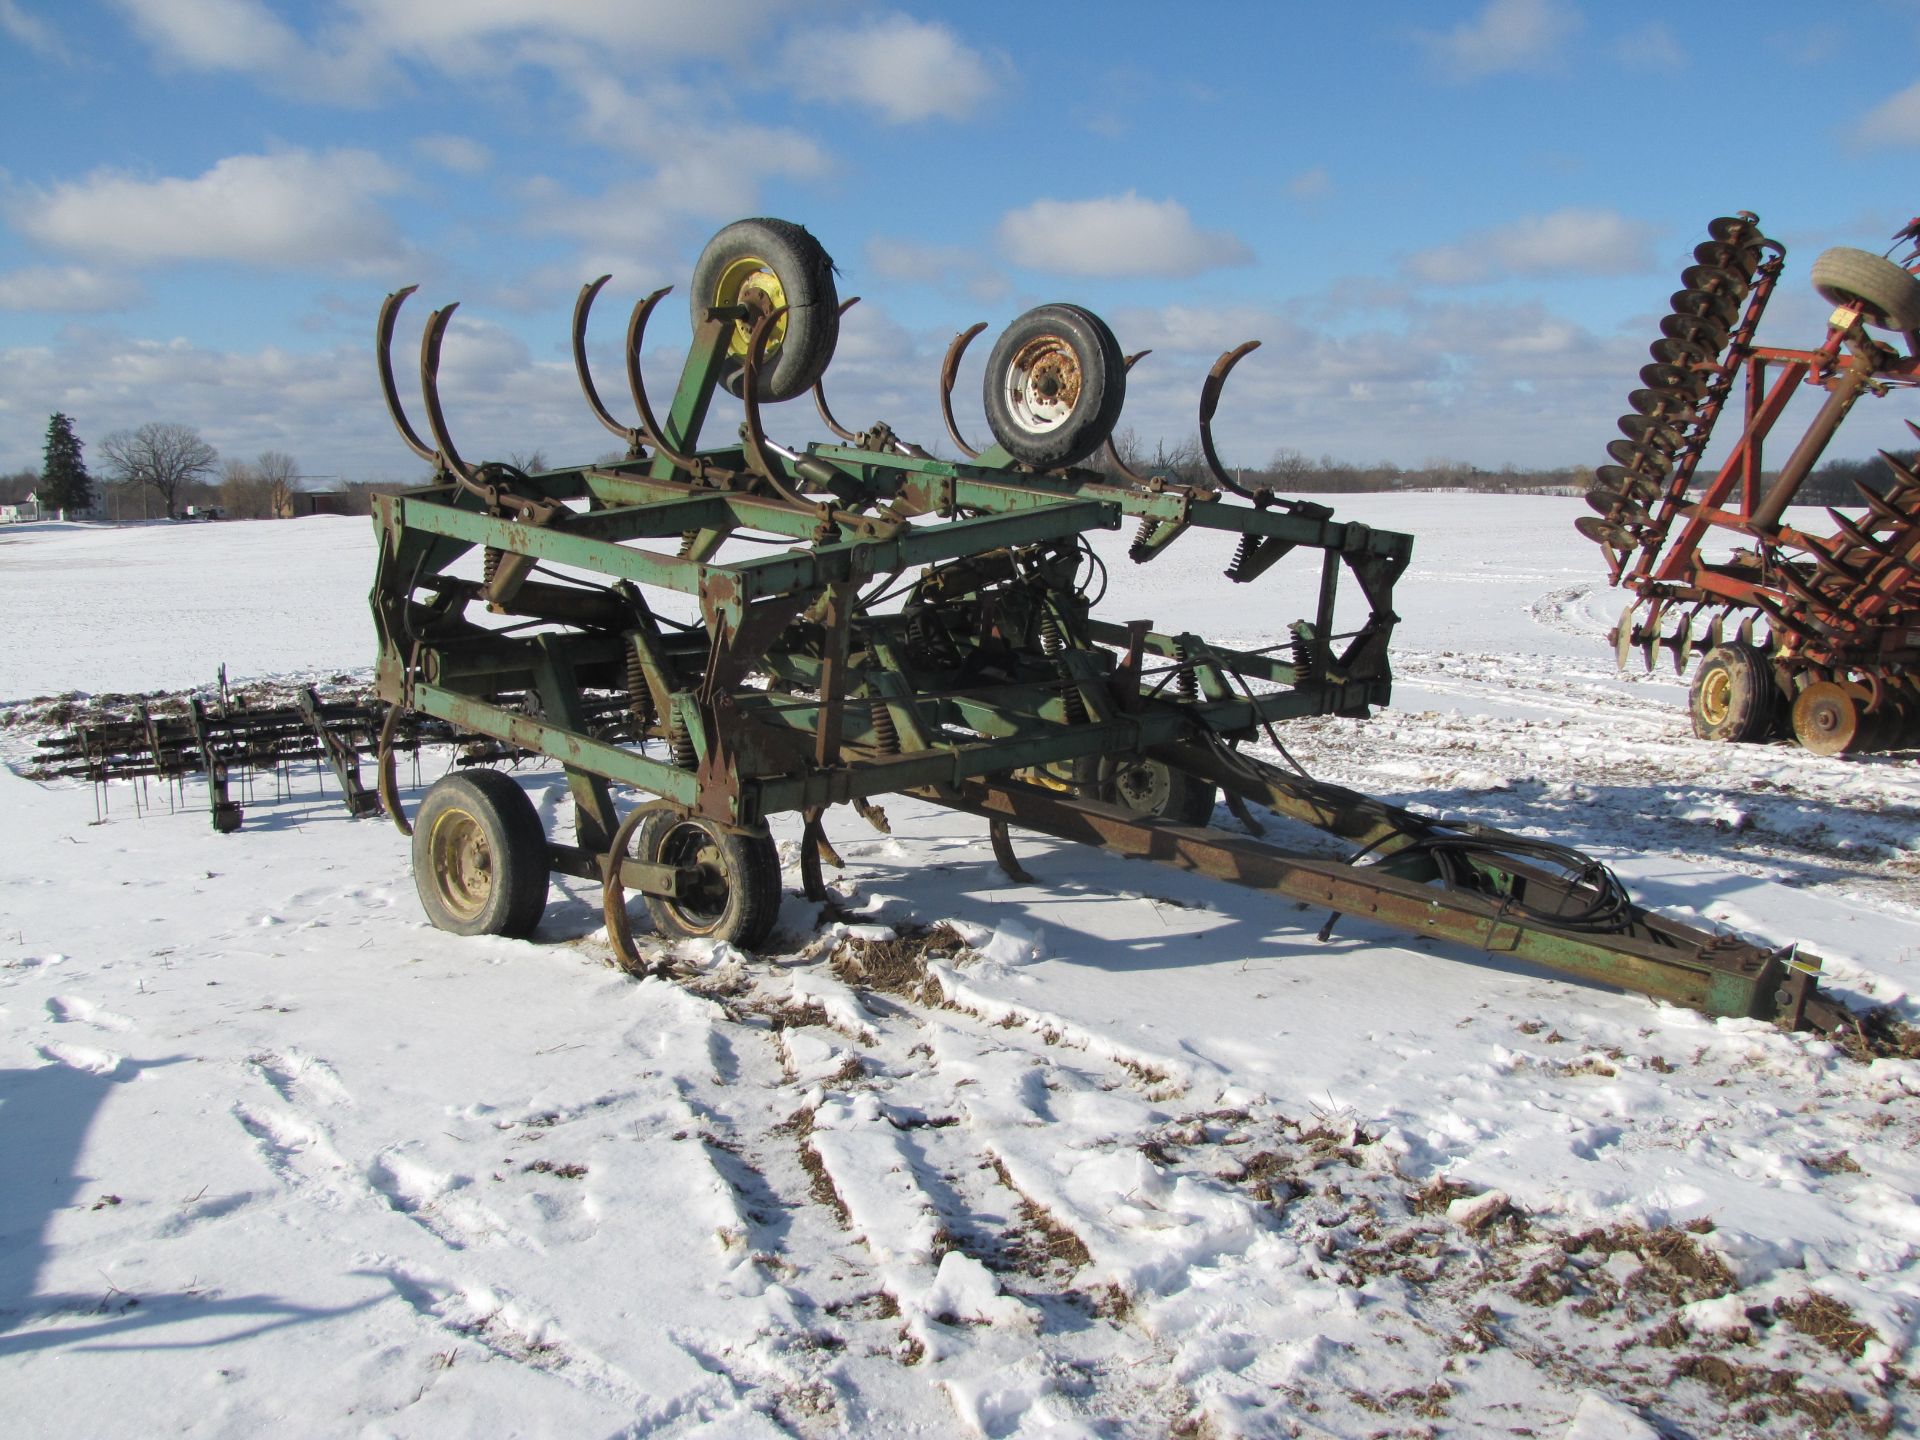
983, 303, 1126, 468
1105, 756, 1218, 825
690, 218, 839, 402
1809, 246, 1920, 332
412, 770, 550, 937
637, 812, 781, 949
1689, 645, 1774, 743
1792, 680, 1867, 757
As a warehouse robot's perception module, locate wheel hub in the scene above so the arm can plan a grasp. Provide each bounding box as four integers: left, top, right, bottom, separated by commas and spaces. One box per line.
1006, 336, 1082, 434
428, 807, 493, 921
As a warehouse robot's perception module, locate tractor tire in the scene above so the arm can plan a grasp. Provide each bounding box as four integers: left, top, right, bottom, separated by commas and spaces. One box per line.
689, 218, 839, 402
982, 304, 1127, 469
1810, 247, 1920, 332
412, 770, 550, 937
1689, 645, 1774, 744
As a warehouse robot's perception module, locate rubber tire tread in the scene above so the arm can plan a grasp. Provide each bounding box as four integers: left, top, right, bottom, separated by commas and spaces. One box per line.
1689, 645, 1773, 744
688, 218, 839, 402
637, 811, 781, 951
411, 769, 550, 938
1809, 246, 1920, 332
982, 303, 1127, 469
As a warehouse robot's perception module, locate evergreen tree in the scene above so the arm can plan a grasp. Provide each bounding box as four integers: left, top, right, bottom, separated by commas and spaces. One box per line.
39, 412, 92, 515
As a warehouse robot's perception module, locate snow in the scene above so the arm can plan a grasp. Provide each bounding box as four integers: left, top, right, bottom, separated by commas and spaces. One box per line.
3, 500, 1918, 1437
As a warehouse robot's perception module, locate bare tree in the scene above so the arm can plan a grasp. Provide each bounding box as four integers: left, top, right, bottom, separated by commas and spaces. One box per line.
254, 450, 299, 517
220, 457, 274, 518
100, 422, 218, 520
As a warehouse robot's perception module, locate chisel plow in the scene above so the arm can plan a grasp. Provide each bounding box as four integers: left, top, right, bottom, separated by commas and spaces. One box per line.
366, 216, 1855, 1036
1579, 212, 1920, 755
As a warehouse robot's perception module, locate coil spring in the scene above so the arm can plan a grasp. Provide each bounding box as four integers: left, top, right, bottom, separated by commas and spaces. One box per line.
1291, 629, 1315, 676
668, 708, 697, 768
482, 545, 501, 586
1225, 533, 1257, 582
625, 648, 654, 731
1174, 638, 1199, 701
870, 698, 900, 753
676, 530, 699, 559
1128, 517, 1160, 563
1037, 611, 1065, 656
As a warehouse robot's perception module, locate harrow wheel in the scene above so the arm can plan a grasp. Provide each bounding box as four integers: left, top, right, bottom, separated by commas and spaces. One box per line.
1689, 645, 1774, 744
690, 218, 839, 402
1792, 680, 1868, 757
983, 303, 1126, 469
636, 811, 781, 950
412, 770, 550, 937
1809, 247, 1920, 332
1103, 756, 1217, 826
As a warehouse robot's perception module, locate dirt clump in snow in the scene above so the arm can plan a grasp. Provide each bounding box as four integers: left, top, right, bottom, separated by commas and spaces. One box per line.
828, 921, 967, 1002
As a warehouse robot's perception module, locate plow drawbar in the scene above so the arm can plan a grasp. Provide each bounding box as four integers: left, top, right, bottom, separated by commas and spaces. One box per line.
364, 216, 1851, 1037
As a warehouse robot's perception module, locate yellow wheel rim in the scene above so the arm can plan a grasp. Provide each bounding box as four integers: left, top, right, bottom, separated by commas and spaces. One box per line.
1698, 665, 1732, 727
713, 256, 789, 363
428, 806, 493, 922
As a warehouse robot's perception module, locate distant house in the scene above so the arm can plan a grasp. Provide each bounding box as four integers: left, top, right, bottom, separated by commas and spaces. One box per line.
1, 498, 40, 523
279, 490, 353, 518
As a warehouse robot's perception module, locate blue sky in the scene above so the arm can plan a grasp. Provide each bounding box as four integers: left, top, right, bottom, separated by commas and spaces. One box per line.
3, 0, 1919, 483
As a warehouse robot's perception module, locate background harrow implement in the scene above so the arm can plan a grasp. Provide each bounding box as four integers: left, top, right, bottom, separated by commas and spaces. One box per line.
364, 216, 1855, 1036
1581, 212, 1920, 755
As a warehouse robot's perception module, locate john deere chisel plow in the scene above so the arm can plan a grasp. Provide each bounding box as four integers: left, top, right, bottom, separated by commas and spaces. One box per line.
1580, 212, 1920, 755
368, 216, 1852, 1035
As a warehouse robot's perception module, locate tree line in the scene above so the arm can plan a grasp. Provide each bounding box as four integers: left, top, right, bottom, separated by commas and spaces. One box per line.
6, 412, 1915, 521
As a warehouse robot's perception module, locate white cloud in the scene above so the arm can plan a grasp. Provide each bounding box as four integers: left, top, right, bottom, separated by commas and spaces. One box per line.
865, 238, 1008, 302
1405, 207, 1658, 285
1, 0, 66, 59
1611, 21, 1684, 71
786, 15, 995, 123
111, 0, 301, 71
0, 265, 144, 312
1288, 167, 1333, 201
1855, 80, 1920, 147
997, 193, 1252, 279
413, 133, 493, 175
12, 150, 406, 271
1415, 0, 1582, 81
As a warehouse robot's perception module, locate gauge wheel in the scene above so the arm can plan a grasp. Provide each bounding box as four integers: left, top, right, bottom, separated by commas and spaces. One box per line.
1102, 756, 1218, 825
412, 770, 550, 936
1689, 645, 1775, 744
982, 303, 1127, 468
637, 811, 782, 949
1809, 247, 1920, 332
689, 218, 839, 401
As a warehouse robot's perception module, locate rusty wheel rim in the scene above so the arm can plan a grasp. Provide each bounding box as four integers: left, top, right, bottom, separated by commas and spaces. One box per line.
428, 806, 493, 923
654, 821, 733, 934
1003, 334, 1084, 437
1697, 664, 1734, 729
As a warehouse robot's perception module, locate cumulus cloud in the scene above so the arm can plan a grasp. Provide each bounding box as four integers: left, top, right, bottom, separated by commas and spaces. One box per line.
413, 133, 493, 174
1414, 0, 1582, 81
111, 0, 302, 71
0, 265, 144, 312
1611, 21, 1684, 71
1855, 80, 1920, 147
865, 238, 1008, 301
786, 15, 996, 123
997, 193, 1252, 279
1, 0, 67, 59
1405, 207, 1659, 285
11, 150, 406, 271
1288, 167, 1333, 201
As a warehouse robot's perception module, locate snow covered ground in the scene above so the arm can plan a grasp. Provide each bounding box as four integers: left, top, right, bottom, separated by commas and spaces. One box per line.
2, 500, 1917, 1438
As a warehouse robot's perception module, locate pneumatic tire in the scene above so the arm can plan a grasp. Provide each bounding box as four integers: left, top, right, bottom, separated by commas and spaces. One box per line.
689, 218, 839, 402
412, 770, 550, 937
1810, 246, 1920, 332
982, 303, 1126, 469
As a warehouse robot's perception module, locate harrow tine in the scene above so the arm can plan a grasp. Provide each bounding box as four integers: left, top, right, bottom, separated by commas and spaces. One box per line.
376, 286, 438, 464
1103, 349, 1153, 483
623, 286, 695, 470
939, 322, 988, 458
1199, 341, 1262, 499
419, 302, 478, 484
573, 275, 644, 450
739, 303, 809, 506
812, 296, 864, 442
